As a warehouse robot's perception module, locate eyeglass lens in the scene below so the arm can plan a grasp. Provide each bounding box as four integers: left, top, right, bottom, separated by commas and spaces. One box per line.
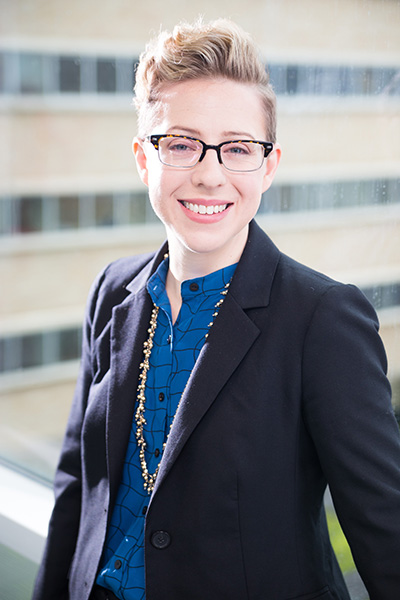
157, 136, 265, 172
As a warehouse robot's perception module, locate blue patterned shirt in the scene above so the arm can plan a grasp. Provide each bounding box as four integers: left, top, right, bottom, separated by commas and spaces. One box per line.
96, 258, 237, 599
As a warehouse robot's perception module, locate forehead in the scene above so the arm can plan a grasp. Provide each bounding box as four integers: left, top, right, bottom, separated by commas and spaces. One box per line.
146, 78, 267, 139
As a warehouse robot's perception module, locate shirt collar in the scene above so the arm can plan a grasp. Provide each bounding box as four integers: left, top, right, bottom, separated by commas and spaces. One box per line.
147, 258, 238, 319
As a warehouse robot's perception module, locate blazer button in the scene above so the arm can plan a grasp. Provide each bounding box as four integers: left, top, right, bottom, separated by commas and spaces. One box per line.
151, 530, 171, 549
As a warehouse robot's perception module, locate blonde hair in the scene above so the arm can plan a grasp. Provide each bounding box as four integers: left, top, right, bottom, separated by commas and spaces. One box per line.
134, 19, 277, 141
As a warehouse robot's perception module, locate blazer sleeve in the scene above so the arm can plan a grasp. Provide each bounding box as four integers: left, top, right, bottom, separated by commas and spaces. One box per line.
302, 283, 400, 600
32, 267, 107, 600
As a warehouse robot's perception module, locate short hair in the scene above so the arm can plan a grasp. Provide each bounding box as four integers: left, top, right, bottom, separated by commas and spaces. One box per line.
134, 18, 277, 142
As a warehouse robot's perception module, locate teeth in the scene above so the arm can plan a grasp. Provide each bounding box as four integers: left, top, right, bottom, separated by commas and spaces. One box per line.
183, 202, 228, 215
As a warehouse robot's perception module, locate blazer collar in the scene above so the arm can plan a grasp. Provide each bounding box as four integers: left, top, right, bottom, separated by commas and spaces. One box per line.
124, 241, 169, 297
228, 219, 280, 309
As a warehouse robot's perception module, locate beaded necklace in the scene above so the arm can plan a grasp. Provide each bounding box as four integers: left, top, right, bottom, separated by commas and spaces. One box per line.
135, 279, 231, 493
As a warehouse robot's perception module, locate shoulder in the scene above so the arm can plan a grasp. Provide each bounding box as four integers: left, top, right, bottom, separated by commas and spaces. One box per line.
277, 252, 342, 294
247, 218, 350, 300
245, 221, 375, 320
99, 251, 155, 293
275, 252, 372, 314
85, 251, 156, 324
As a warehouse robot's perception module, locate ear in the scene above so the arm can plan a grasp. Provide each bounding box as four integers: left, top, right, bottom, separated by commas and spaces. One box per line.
261, 144, 281, 194
132, 137, 149, 187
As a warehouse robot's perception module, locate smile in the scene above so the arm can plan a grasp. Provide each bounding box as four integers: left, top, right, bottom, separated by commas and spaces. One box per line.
181, 201, 229, 215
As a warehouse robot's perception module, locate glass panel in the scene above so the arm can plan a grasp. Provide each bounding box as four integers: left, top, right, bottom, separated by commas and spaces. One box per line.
97, 58, 116, 92
115, 58, 137, 93
19, 53, 43, 94
17, 197, 42, 233
59, 195, 80, 229
59, 56, 81, 92
131, 191, 149, 223
0, 197, 12, 235
21, 334, 43, 369
95, 193, 114, 226
0, 338, 21, 372
362, 283, 400, 311
58, 328, 81, 362
0, 329, 82, 374
0, 543, 38, 600
0, 53, 4, 93
286, 65, 298, 95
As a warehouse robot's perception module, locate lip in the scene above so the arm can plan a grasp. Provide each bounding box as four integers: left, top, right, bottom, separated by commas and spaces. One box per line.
179, 199, 233, 222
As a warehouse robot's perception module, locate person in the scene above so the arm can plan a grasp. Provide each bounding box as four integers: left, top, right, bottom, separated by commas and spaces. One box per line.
33, 18, 400, 600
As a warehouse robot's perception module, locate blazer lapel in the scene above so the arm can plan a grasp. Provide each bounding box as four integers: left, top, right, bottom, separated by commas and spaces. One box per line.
151, 292, 261, 497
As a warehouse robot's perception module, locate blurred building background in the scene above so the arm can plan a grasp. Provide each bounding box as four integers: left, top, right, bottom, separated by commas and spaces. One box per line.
0, 0, 399, 597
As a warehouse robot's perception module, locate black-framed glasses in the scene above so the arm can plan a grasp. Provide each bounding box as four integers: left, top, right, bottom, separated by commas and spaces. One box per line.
146, 134, 274, 172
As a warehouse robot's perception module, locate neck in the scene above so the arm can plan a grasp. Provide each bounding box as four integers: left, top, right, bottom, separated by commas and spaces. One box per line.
167, 226, 248, 279
165, 269, 182, 325
164, 225, 249, 323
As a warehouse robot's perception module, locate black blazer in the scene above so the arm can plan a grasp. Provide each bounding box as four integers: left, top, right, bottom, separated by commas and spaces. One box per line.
33, 221, 400, 600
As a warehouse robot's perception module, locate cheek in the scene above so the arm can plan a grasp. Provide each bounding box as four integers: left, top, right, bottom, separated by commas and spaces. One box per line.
147, 170, 178, 218
237, 175, 264, 206
149, 166, 186, 200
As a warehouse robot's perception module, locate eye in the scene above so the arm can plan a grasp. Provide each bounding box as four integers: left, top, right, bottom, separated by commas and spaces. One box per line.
223, 142, 253, 156
165, 137, 199, 153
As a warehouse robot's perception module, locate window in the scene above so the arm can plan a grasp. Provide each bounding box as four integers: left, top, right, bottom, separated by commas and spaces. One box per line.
19, 54, 44, 94
362, 283, 400, 311
59, 195, 80, 229
0, 328, 82, 374
0, 191, 151, 235
97, 58, 116, 93
1, 50, 399, 98
259, 178, 399, 214
59, 56, 81, 92
268, 63, 400, 96
1, 182, 398, 238
95, 193, 114, 225
18, 197, 42, 233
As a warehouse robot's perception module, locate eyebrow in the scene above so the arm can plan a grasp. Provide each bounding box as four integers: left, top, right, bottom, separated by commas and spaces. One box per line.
167, 127, 257, 140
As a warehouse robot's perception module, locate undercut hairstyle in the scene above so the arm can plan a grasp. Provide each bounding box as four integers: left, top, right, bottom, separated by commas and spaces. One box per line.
134, 18, 277, 142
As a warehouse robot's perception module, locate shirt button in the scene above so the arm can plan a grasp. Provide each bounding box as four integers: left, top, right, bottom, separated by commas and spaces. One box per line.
158, 392, 165, 402
114, 559, 122, 570
154, 448, 160, 457
189, 282, 199, 292
151, 531, 171, 549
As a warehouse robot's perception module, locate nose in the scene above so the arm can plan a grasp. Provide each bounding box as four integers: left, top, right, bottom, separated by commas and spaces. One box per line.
191, 146, 227, 188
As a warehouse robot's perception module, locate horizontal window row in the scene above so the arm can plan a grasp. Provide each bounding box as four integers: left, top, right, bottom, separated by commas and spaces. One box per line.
0, 327, 82, 373
0, 51, 399, 97
269, 64, 400, 96
362, 283, 400, 312
259, 178, 400, 214
0, 191, 158, 236
0, 179, 398, 237
0, 282, 399, 374
0, 52, 137, 95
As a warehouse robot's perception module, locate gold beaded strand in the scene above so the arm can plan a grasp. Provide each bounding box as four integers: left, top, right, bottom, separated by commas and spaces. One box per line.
135, 279, 231, 493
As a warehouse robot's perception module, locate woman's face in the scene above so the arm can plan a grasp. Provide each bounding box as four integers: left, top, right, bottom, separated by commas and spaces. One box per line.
134, 78, 280, 270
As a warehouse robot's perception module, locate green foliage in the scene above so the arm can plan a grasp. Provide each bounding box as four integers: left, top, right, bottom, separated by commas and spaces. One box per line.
326, 508, 356, 574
